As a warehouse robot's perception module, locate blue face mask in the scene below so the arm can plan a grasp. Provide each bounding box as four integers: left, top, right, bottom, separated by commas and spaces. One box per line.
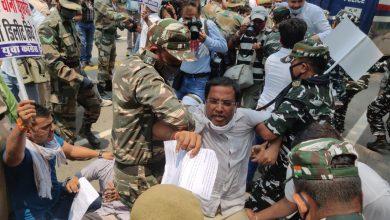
290, 7, 303, 15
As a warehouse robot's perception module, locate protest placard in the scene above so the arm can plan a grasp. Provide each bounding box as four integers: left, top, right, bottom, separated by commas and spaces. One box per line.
323, 18, 383, 80
0, 0, 42, 58
0, 0, 43, 100
143, 0, 161, 12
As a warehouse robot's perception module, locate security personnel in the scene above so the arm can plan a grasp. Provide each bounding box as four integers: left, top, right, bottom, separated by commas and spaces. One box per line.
246, 39, 334, 212
112, 18, 199, 209
39, 0, 101, 147
94, 0, 130, 99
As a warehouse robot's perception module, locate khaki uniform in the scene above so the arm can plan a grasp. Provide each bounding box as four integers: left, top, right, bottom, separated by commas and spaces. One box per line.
0, 94, 11, 220
39, 8, 101, 143
112, 53, 195, 209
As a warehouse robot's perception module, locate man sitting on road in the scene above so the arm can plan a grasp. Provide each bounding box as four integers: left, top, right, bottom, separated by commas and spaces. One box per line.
3, 100, 113, 219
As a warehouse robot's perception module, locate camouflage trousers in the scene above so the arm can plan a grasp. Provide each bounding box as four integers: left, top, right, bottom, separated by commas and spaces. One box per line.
241, 80, 264, 109
334, 75, 369, 133
95, 29, 116, 87
245, 145, 290, 212
367, 86, 390, 137
113, 159, 165, 210
52, 85, 101, 144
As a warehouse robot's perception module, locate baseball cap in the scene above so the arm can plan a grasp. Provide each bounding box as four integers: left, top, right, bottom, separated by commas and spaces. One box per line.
131, 184, 203, 220
251, 6, 268, 21
227, 0, 245, 8
149, 18, 196, 62
281, 39, 329, 63
272, 7, 291, 23
288, 138, 359, 180
59, 0, 81, 10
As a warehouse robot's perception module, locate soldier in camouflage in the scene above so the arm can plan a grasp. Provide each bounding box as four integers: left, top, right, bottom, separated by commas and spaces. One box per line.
246, 39, 334, 213
94, 0, 131, 99
289, 138, 364, 220
38, 0, 101, 147
366, 59, 390, 151
328, 10, 371, 134
112, 18, 201, 209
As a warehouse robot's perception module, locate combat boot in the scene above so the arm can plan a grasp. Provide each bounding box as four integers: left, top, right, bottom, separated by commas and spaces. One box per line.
367, 136, 390, 152
98, 84, 112, 100
80, 124, 101, 149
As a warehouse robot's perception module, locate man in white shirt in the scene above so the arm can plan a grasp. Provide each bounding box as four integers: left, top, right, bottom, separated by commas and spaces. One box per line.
257, 18, 307, 112
281, 0, 331, 42
189, 77, 270, 219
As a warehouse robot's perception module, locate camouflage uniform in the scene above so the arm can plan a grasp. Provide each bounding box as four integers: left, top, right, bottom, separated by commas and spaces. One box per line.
112, 19, 195, 209
289, 138, 363, 220
366, 67, 390, 150
39, 5, 101, 144
94, 0, 128, 89
245, 40, 334, 212
202, 1, 243, 40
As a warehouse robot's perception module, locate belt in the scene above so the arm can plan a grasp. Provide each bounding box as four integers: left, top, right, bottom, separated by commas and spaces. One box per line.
181, 71, 210, 78
115, 162, 152, 176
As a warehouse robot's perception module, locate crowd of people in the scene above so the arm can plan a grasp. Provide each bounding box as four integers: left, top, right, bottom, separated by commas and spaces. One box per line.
1, 0, 390, 219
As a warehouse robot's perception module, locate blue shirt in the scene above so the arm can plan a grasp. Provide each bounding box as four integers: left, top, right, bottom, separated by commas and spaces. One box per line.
4, 135, 64, 220
180, 19, 228, 74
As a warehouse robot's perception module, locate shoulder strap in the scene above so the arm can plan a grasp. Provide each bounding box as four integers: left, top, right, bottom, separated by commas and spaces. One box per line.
257, 83, 292, 111
203, 19, 209, 36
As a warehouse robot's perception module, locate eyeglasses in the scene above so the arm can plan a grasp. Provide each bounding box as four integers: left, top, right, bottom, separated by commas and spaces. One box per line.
206, 98, 236, 107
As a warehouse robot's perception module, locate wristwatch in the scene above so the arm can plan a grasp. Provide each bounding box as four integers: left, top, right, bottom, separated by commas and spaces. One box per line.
98, 150, 104, 159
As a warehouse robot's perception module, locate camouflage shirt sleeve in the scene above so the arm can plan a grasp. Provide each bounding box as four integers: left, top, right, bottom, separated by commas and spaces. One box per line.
38, 24, 83, 86
134, 70, 195, 131
264, 86, 309, 136
94, 0, 128, 29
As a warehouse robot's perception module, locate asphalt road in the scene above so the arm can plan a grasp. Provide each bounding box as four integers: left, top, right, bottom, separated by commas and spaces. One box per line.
57, 30, 390, 186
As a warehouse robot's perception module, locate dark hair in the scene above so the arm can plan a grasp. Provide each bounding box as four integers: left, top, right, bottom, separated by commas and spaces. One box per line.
205, 77, 241, 102
292, 122, 342, 147
35, 103, 51, 118
299, 56, 329, 75
294, 176, 362, 208
279, 18, 307, 49
238, 5, 251, 15
181, 1, 200, 15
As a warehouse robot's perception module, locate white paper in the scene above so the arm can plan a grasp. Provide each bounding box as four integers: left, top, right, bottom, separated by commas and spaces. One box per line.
323, 18, 383, 81
162, 141, 219, 200
143, 0, 161, 12
68, 177, 99, 220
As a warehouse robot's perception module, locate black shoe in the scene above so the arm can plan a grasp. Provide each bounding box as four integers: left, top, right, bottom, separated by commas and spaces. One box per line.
105, 80, 112, 91
80, 130, 101, 149
367, 138, 390, 152
98, 84, 112, 100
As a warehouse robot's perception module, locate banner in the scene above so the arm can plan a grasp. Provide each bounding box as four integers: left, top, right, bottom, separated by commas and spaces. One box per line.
0, 0, 42, 59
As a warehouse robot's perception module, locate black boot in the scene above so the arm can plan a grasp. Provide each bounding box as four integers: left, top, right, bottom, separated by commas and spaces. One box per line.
80, 124, 101, 149
98, 84, 112, 100
367, 136, 390, 152
105, 80, 112, 91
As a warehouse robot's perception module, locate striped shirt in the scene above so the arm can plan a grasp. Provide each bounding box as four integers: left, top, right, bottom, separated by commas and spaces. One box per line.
81, 0, 94, 22
236, 32, 265, 81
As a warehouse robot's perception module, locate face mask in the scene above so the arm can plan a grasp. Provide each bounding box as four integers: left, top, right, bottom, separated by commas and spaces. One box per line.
156, 62, 181, 81
289, 7, 303, 15
60, 7, 77, 20
289, 62, 304, 80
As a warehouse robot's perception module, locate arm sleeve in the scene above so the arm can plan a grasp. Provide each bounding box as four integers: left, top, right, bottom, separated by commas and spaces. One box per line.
284, 166, 295, 202
312, 8, 331, 41
203, 20, 228, 53
94, 0, 128, 28
264, 100, 301, 136
135, 70, 195, 131
39, 25, 84, 87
